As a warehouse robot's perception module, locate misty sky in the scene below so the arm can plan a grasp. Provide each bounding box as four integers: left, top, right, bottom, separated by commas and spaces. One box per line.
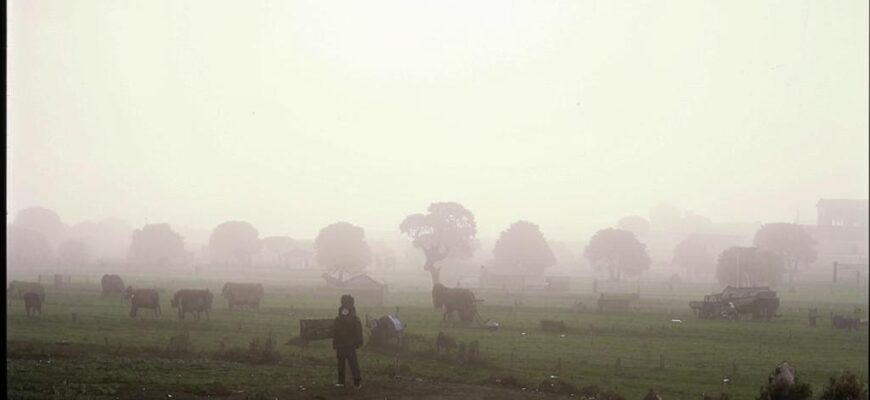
7, 0, 869, 241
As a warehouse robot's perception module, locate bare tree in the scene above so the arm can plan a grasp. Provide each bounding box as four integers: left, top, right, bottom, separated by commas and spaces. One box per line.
399, 202, 477, 285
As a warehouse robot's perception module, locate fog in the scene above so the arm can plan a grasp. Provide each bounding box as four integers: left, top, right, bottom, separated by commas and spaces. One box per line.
7, 1, 869, 246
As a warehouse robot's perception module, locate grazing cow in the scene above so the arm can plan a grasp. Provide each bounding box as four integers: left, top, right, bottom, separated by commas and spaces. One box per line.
435, 331, 457, 354
832, 314, 860, 330
221, 282, 264, 311
8, 281, 45, 303
125, 286, 161, 318
171, 289, 214, 320
432, 283, 481, 323
24, 292, 42, 316
101, 275, 125, 298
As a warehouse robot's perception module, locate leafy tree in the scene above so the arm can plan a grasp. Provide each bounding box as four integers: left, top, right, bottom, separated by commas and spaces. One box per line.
617, 215, 650, 237
715, 246, 785, 287
6, 226, 53, 270
314, 222, 370, 273
129, 223, 186, 267
819, 371, 868, 400
209, 221, 261, 266
753, 223, 816, 290
681, 212, 713, 233
261, 236, 296, 253
67, 218, 133, 262
672, 235, 715, 279
57, 239, 91, 267
492, 221, 556, 276
583, 228, 651, 281
399, 202, 477, 284
13, 206, 67, 246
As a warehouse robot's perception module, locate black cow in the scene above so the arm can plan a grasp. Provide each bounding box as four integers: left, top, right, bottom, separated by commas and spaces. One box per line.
221, 282, 264, 311
125, 287, 161, 318
24, 292, 42, 316
171, 289, 214, 320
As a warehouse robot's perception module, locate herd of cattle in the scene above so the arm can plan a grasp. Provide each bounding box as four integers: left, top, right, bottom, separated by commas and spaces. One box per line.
8, 276, 265, 320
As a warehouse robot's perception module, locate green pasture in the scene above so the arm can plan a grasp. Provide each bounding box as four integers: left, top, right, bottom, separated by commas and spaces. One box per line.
6, 276, 869, 399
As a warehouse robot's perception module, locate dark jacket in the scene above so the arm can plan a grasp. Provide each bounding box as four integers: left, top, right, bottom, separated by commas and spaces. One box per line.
333, 306, 363, 349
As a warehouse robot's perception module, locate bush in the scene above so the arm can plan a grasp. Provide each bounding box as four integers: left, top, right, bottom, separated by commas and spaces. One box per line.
757, 378, 813, 400
167, 332, 193, 353
819, 371, 868, 400
575, 385, 626, 400
214, 332, 280, 364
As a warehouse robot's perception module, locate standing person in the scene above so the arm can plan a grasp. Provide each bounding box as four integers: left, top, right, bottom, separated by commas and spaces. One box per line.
333, 294, 363, 389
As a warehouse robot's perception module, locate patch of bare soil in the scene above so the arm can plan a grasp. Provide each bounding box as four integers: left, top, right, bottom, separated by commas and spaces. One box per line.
123, 378, 569, 400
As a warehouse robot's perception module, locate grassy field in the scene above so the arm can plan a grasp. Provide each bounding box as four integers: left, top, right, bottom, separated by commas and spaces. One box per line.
6, 274, 869, 399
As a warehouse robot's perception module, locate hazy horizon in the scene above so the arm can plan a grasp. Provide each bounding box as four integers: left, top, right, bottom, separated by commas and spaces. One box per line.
7, 0, 869, 242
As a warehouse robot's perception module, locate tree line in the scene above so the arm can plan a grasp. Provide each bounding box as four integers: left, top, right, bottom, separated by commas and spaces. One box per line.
7, 203, 816, 288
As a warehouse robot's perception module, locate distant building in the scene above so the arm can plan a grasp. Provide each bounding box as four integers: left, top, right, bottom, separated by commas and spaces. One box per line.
322, 270, 386, 306
817, 199, 869, 228
808, 199, 869, 267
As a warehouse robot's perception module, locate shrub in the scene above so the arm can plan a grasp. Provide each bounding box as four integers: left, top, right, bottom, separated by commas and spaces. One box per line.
819, 371, 868, 400
757, 378, 813, 400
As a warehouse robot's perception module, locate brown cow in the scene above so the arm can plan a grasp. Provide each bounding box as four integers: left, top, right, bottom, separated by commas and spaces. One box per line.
125, 286, 161, 318
171, 289, 214, 320
24, 292, 42, 316
221, 282, 264, 311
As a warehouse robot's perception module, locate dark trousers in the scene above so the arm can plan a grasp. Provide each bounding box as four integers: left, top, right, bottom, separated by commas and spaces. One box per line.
336, 347, 361, 384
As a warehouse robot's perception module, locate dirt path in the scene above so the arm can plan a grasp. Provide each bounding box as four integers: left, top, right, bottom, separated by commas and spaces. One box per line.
125, 379, 567, 400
